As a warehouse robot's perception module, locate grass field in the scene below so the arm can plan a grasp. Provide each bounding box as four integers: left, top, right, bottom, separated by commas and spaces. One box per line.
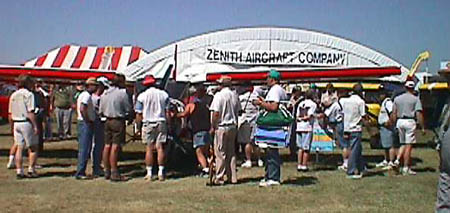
0, 120, 440, 212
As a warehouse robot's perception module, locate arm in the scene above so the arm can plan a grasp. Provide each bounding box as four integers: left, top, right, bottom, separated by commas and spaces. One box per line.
210, 111, 220, 135
8, 114, 13, 135
27, 112, 39, 135
255, 96, 279, 112
80, 104, 92, 124
416, 111, 425, 133
177, 103, 194, 118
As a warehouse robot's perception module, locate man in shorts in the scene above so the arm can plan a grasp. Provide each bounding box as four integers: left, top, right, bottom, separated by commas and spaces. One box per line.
99, 74, 132, 182
375, 85, 398, 170
136, 75, 171, 181
296, 89, 317, 172
177, 84, 213, 177
238, 84, 263, 168
9, 75, 39, 179
391, 81, 425, 175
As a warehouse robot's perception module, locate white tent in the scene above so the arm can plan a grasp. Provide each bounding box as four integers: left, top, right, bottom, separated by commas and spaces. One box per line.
123, 27, 409, 82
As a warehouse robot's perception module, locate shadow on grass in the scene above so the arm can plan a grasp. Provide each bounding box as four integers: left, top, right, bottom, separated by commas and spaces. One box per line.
39, 171, 74, 178
283, 176, 318, 186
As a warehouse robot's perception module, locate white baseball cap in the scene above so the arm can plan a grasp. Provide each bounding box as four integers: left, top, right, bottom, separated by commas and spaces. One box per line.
404, 81, 415, 88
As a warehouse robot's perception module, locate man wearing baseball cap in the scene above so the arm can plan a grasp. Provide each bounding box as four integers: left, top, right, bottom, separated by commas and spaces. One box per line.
254, 70, 288, 186
391, 80, 425, 175
210, 75, 241, 185
74, 77, 98, 179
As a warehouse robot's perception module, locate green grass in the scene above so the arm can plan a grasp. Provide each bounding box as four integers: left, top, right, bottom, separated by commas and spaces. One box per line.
0, 120, 440, 212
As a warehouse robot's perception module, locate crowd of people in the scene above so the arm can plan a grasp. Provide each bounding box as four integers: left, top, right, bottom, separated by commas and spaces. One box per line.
4, 69, 448, 202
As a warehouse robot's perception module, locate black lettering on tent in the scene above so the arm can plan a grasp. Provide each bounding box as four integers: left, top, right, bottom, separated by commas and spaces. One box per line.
207, 49, 213, 60
262, 52, 269, 63
307, 52, 313, 63
237, 52, 243, 62
326, 53, 333, 64
298, 52, 306, 63
219, 50, 229, 62
254, 52, 261, 63
277, 53, 284, 63
245, 52, 252, 63
213, 49, 220, 60
269, 53, 276, 63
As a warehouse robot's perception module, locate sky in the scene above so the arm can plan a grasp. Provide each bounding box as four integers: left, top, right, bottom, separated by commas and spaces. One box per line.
0, 0, 449, 73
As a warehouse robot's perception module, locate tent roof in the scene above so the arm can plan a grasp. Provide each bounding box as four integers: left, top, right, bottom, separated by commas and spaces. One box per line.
124, 26, 409, 82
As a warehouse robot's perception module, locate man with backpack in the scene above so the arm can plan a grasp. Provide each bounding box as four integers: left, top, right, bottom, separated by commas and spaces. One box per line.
375, 85, 398, 170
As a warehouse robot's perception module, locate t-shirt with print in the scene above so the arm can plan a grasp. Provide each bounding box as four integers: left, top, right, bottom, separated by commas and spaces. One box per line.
296, 99, 317, 132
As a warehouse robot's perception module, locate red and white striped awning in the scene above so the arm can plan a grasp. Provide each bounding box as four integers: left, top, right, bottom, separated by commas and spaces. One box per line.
24, 45, 148, 71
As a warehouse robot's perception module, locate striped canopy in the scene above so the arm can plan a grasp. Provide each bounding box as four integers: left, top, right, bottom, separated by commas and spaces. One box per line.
24, 45, 148, 71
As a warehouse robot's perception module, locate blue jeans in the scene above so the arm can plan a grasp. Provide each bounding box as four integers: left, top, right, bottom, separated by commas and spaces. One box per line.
345, 132, 365, 175
92, 118, 105, 175
265, 148, 281, 182
75, 120, 94, 176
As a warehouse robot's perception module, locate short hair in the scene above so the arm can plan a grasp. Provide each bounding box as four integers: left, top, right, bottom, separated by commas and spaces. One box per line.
17, 74, 33, 88
111, 74, 124, 86
305, 89, 314, 99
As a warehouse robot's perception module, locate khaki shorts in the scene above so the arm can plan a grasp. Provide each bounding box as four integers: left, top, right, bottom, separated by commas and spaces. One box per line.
237, 122, 255, 144
142, 121, 167, 145
396, 119, 416, 145
105, 119, 126, 145
14, 122, 38, 148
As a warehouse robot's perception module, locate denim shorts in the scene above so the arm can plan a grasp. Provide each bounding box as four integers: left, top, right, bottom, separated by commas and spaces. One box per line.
296, 132, 313, 151
193, 131, 211, 149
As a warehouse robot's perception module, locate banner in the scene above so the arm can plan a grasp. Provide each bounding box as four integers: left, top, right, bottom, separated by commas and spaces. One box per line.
205, 48, 347, 66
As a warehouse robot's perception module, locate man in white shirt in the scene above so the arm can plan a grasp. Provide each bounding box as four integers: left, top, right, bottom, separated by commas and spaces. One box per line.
135, 75, 171, 181
210, 75, 241, 185
238, 85, 263, 168
375, 85, 398, 170
75, 77, 98, 179
340, 83, 368, 179
8, 75, 39, 179
254, 70, 288, 187
296, 89, 317, 172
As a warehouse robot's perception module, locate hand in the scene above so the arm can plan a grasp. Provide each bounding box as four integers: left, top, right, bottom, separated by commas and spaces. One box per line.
254, 97, 263, 106
209, 127, 216, 136
33, 127, 39, 135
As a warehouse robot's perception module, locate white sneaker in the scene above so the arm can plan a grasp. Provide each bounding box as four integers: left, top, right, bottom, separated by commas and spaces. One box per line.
347, 173, 363, 179
7, 161, 15, 169
401, 168, 417, 176
297, 165, 308, 172
257, 159, 264, 167
338, 164, 347, 171
376, 160, 388, 168
241, 160, 252, 168
259, 179, 280, 187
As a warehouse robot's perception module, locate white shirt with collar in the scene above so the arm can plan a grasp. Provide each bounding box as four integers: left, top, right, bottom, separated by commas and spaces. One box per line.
210, 87, 241, 126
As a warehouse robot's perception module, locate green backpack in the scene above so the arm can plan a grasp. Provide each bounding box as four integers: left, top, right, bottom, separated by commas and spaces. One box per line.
256, 104, 294, 127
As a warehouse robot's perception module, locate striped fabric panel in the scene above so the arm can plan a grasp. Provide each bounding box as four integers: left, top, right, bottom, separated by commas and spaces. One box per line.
116, 46, 132, 70
128, 46, 141, 65
41, 48, 59, 68
110, 47, 123, 70
61, 45, 80, 68
90, 47, 105, 69
71, 46, 88, 69
34, 54, 48, 66
79, 46, 97, 70
24, 58, 37, 67
51, 45, 71, 67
